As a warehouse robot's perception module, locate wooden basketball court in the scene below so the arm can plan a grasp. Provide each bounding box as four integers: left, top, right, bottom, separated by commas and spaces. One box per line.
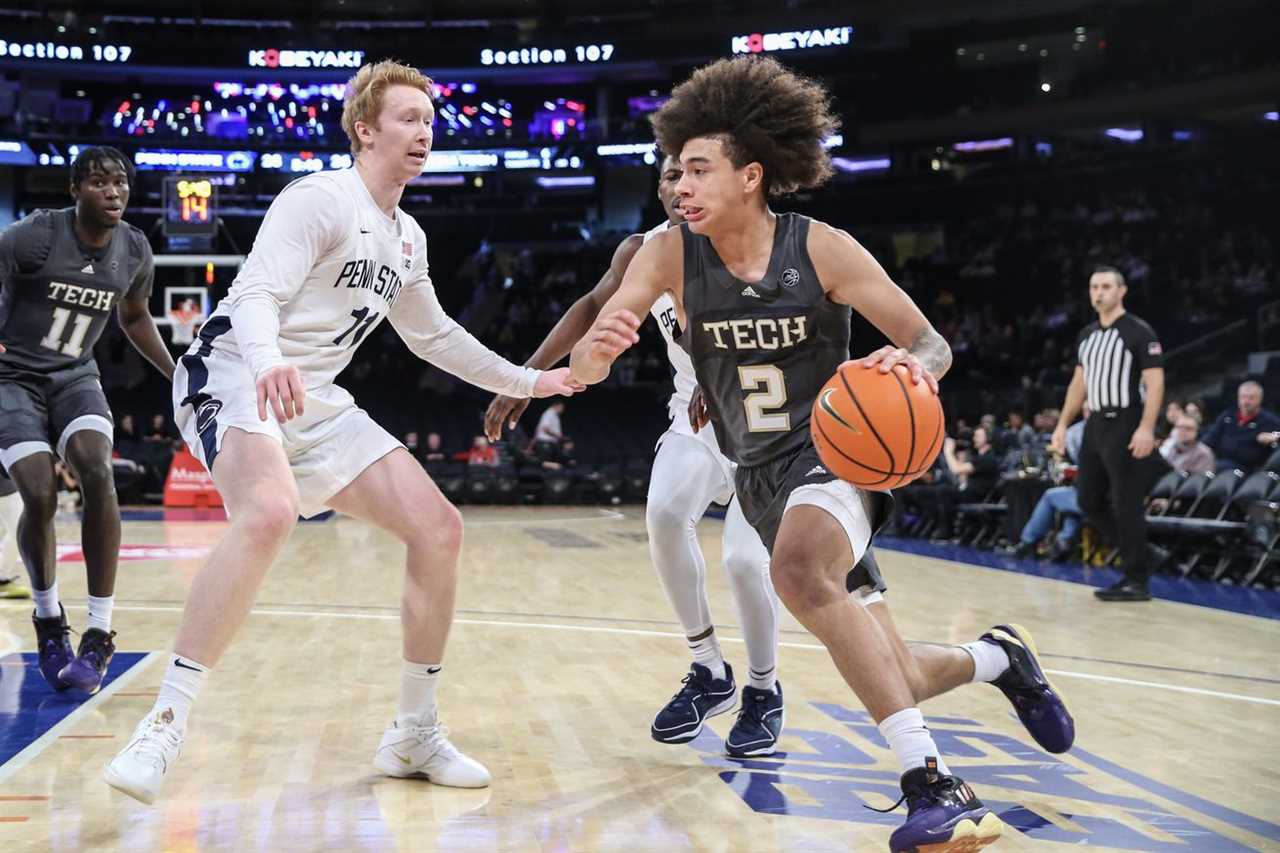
1, 506, 1277, 851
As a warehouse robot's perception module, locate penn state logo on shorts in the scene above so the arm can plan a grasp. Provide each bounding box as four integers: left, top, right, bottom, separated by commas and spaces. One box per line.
781, 268, 800, 287
195, 399, 223, 435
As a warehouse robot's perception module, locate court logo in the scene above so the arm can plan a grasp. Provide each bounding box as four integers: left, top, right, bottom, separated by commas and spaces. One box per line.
781, 268, 800, 287
195, 399, 223, 435
691, 702, 1272, 850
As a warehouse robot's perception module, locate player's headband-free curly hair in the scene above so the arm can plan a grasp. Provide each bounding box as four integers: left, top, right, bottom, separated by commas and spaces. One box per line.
70, 146, 135, 188
341, 59, 435, 155
650, 55, 840, 197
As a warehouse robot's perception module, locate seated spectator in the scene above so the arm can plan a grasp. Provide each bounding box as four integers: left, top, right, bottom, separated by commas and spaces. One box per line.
921, 426, 1000, 540
1201, 380, 1280, 471
423, 432, 447, 464
534, 401, 566, 445
403, 431, 424, 464
144, 413, 180, 446
1160, 415, 1216, 475
114, 414, 141, 459
1009, 412, 1087, 561
467, 436, 499, 467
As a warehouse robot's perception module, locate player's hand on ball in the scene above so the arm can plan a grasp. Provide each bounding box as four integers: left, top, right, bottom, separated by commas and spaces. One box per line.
485, 394, 530, 441
532, 367, 586, 399
256, 364, 306, 423
688, 385, 710, 433
856, 346, 939, 394
587, 309, 641, 361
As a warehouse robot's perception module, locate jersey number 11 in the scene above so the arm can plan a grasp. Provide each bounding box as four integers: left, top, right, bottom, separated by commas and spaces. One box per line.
41, 307, 93, 358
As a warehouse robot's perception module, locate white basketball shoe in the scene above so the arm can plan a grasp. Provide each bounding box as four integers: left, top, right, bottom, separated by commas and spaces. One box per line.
104, 707, 184, 804
373, 714, 491, 788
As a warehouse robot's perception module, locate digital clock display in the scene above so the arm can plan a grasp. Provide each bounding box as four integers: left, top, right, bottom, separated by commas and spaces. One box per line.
163, 176, 217, 236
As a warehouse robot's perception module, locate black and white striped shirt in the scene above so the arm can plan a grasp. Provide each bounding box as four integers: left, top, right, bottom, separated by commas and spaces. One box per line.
1075, 313, 1163, 411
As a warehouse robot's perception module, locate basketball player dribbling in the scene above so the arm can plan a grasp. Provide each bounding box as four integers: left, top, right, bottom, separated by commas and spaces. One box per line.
485, 155, 785, 756
105, 60, 581, 804
0, 146, 175, 693
570, 56, 1074, 852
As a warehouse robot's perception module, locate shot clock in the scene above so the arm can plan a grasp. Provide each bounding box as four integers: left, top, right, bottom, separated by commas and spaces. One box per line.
163, 176, 217, 236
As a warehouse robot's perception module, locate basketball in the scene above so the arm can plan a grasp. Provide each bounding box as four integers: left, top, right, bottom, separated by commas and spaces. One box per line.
810, 362, 944, 490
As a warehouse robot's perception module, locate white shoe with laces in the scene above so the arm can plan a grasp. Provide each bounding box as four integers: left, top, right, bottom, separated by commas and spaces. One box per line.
373, 714, 491, 788
104, 707, 184, 804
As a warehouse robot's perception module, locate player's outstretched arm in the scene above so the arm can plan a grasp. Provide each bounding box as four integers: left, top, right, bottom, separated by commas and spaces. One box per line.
810, 222, 950, 393
484, 234, 644, 439
569, 229, 681, 386
118, 297, 176, 381
391, 270, 584, 400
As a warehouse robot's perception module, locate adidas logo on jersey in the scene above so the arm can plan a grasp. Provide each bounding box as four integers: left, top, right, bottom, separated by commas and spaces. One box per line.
806, 465, 827, 477
741, 286, 762, 299
81, 263, 94, 274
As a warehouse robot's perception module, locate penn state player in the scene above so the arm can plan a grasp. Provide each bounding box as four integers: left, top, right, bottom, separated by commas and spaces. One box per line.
571, 56, 1073, 853
484, 155, 783, 756
0, 147, 174, 693
105, 60, 581, 804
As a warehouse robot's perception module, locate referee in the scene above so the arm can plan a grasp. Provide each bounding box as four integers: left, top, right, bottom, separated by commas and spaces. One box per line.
1051, 266, 1165, 602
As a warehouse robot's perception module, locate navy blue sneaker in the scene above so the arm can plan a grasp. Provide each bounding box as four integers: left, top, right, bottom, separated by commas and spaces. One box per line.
59, 628, 116, 695
980, 622, 1075, 754
32, 606, 74, 691
725, 681, 784, 757
882, 759, 1003, 853
650, 662, 736, 744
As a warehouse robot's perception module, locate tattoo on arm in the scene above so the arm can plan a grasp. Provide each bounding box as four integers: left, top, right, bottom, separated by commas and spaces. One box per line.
908, 326, 952, 379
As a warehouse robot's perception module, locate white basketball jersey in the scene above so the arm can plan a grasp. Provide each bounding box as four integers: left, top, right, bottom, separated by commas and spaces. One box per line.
207, 168, 419, 387
644, 221, 698, 416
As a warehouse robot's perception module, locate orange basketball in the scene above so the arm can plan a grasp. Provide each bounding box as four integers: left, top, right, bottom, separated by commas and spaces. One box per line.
810, 362, 944, 491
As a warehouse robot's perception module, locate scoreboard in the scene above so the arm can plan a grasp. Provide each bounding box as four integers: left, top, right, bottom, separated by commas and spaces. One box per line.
163, 176, 217, 236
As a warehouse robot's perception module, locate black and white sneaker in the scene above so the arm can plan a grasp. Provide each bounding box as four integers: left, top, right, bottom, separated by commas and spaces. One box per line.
650, 662, 736, 744
724, 681, 784, 757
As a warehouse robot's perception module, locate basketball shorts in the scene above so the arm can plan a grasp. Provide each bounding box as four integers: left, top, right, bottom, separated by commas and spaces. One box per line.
735, 441, 893, 596
173, 326, 400, 519
0, 361, 113, 471
655, 405, 736, 506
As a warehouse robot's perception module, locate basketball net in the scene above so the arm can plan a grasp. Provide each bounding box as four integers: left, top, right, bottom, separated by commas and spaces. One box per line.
169, 307, 201, 345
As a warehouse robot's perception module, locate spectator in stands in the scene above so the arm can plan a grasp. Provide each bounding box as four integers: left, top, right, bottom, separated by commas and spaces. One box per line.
466, 436, 499, 467
114, 414, 141, 459
403, 431, 424, 465
1003, 409, 1035, 453
923, 427, 1001, 540
423, 433, 446, 464
1201, 380, 1280, 472
1160, 416, 1216, 475
144, 413, 180, 447
1159, 399, 1185, 442
1010, 410, 1088, 562
534, 400, 566, 445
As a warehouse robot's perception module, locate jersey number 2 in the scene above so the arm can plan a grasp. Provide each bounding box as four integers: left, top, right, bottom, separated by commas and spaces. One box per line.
738, 365, 790, 432
333, 307, 380, 348
41, 307, 93, 357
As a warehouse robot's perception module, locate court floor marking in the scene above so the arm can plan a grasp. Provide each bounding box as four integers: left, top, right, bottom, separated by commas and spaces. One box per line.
3, 603, 1275, 708
0, 651, 160, 786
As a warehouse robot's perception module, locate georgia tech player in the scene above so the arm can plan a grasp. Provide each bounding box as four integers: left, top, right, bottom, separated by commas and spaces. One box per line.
485, 155, 783, 756
105, 60, 581, 804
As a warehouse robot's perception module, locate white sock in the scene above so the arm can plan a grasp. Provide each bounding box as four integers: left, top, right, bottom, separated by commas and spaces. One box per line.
688, 627, 726, 681
398, 661, 442, 724
961, 639, 1011, 684
86, 595, 114, 634
33, 581, 60, 619
153, 655, 210, 730
878, 707, 950, 775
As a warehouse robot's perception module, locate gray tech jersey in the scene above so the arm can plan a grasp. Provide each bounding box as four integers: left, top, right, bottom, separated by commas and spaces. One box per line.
680, 213, 851, 468
0, 208, 153, 373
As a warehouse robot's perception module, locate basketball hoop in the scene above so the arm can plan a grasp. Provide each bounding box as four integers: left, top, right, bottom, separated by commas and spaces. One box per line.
169, 306, 202, 345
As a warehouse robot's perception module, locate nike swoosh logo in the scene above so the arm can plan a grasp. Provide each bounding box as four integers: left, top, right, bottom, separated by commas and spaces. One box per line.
173, 658, 203, 672
394, 751, 412, 765
359, 229, 371, 234
819, 388, 859, 432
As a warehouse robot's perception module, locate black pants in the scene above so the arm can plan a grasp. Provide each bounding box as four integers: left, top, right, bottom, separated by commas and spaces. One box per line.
1076, 409, 1152, 582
